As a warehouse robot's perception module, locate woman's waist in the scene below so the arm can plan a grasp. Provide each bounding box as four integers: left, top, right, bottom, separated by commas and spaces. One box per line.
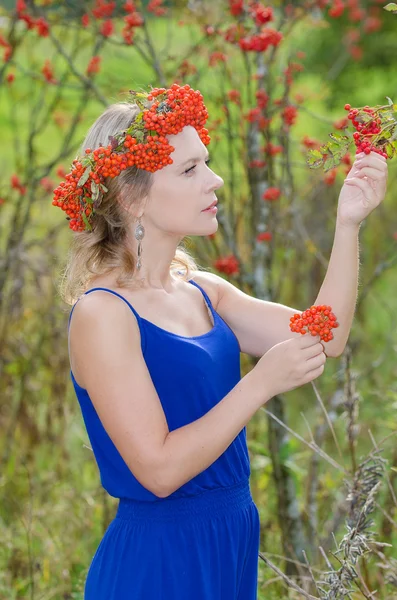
115, 478, 252, 523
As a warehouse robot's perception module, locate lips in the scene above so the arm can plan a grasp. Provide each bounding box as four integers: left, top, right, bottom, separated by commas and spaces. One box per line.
203, 200, 218, 211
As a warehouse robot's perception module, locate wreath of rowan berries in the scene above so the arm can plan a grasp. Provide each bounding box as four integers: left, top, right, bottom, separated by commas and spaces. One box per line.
52, 83, 211, 232
289, 305, 339, 343
307, 97, 397, 173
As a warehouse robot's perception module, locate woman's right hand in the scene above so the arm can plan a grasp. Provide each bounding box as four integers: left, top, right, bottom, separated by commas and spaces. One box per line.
252, 334, 326, 401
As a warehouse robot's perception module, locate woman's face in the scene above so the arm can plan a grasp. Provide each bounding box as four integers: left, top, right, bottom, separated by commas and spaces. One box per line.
143, 125, 224, 238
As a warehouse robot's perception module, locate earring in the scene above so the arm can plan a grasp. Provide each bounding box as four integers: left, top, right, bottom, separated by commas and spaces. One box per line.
134, 216, 145, 270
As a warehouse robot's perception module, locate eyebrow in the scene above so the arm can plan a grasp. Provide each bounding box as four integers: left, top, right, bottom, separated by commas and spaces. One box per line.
177, 152, 210, 168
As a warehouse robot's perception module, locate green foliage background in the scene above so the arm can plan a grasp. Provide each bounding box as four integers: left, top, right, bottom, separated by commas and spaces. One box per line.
1, 2, 397, 599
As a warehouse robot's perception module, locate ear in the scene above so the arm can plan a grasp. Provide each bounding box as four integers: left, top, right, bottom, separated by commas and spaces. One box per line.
117, 191, 147, 220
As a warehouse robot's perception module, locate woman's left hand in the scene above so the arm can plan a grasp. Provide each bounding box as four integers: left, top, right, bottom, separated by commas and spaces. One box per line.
337, 151, 388, 228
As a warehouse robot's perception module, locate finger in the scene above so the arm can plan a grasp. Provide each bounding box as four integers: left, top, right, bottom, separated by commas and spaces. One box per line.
354, 166, 387, 180
344, 177, 374, 200
298, 333, 322, 348
368, 150, 387, 164
306, 352, 326, 370
354, 153, 388, 169
303, 364, 325, 384
302, 342, 324, 358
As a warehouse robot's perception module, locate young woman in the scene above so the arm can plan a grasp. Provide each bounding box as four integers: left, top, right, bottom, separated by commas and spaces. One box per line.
62, 84, 388, 599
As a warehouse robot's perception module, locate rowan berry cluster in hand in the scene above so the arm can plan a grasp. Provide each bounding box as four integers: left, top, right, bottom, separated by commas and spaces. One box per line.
307, 98, 397, 172
344, 103, 388, 159
289, 305, 339, 343
52, 84, 210, 232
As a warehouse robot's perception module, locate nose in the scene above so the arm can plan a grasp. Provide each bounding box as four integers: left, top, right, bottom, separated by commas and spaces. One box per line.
212, 174, 224, 191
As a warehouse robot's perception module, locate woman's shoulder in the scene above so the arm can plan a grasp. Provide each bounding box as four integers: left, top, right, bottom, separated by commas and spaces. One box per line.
188, 270, 221, 311
69, 285, 142, 387
71, 287, 140, 334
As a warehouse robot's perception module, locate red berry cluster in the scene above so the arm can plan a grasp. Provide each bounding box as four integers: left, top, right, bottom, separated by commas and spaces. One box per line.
263, 187, 281, 201
147, 0, 167, 16
92, 0, 115, 19
15, 1, 50, 37
52, 84, 210, 232
209, 51, 228, 67
263, 142, 283, 156
11, 174, 26, 195
257, 231, 272, 242
229, 0, 244, 16
228, 0, 273, 24
344, 103, 388, 159
0, 33, 12, 62
239, 29, 283, 52
228, 89, 241, 105
42, 60, 56, 84
251, 4, 273, 25
214, 255, 239, 276
100, 20, 114, 37
122, 1, 145, 44
86, 56, 101, 75
282, 105, 298, 127
290, 305, 339, 343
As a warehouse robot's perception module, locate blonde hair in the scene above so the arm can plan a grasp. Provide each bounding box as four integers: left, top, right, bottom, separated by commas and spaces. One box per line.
58, 102, 199, 305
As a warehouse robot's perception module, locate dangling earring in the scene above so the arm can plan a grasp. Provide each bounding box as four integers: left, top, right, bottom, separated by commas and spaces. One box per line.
134, 216, 145, 270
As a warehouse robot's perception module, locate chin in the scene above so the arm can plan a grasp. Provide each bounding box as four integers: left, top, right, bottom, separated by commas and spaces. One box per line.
188, 225, 218, 237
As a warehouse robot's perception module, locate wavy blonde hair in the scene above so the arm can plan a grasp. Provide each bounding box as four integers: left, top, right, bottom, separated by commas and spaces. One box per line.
58, 102, 199, 305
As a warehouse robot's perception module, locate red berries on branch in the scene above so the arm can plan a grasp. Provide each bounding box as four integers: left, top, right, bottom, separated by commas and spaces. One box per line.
11, 174, 26, 195
282, 105, 298, 127
263, 187, 281, 201
100, 20, 114, 37
290, 305, 339, 343
239, 29, 283, 53
42, 60, 56, 84
257, 231, 272, 242
52, 84, 211, 232
214, 255, 239, 276
344, 103, 388, 158
86, 56, 101, 75
307, 97, 397, 172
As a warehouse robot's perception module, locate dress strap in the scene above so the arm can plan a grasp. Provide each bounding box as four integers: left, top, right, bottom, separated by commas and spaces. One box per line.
188, 279, 217, 319
68, 287, 146, 351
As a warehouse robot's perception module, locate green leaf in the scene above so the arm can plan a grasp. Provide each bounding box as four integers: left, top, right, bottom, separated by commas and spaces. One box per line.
324, 157, 337, 171
77, 167, 91, 187
328, 133, 350, 143
386, 142, 396, 159
378, 129, 392, 142
327, 142, 343, 156
81, 157, 91, 167
91, 181, 99, 202
81, 211, 92, 231
384, 3, 397, 13
100, 184, 108, 192
307, 148, 325, 169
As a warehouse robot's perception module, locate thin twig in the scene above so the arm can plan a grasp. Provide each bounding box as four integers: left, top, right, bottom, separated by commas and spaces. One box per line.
259, 553, 319, 599
368, 429, 397, 508
261, 407, 345, 472
311, 381, 343, 458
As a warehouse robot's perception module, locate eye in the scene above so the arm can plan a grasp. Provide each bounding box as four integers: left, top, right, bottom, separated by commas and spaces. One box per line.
184, 159, 211, 174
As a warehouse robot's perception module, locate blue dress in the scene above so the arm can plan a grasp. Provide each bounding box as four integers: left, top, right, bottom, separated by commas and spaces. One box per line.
68, 279, 260, 599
